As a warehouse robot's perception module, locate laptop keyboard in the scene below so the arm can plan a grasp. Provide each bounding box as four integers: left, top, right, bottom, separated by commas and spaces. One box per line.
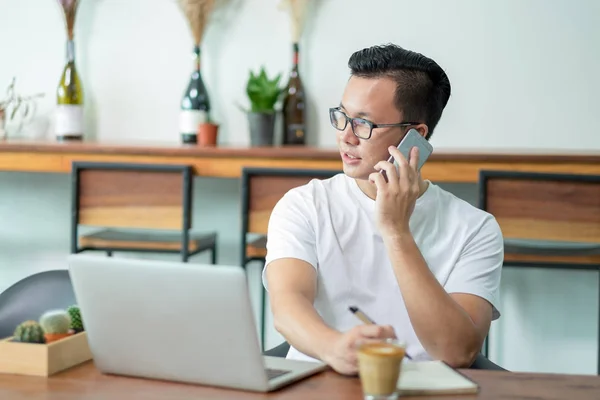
266, 368, 291, 380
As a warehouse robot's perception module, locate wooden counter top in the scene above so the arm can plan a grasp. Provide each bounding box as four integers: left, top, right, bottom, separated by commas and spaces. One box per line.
1, 139, 599, 182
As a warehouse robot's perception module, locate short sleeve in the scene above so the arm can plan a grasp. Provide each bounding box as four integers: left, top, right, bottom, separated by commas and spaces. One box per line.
262, 187, 318, 291
444, 216, 504, 320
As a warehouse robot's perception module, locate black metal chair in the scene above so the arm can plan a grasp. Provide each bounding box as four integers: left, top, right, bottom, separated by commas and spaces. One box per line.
71, 161, 217, 264
478, 170, 600, 371
263, 341, 506, 371
0, 270, 77, 339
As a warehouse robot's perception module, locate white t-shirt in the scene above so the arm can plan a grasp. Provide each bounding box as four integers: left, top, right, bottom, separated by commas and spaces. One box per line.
262, 173, 503, 363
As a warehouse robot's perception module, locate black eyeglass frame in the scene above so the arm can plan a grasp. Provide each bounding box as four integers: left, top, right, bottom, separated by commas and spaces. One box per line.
329, 107, 421, 140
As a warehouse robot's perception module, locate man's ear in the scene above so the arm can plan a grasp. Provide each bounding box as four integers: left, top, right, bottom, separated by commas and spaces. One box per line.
413, 124, 429, 139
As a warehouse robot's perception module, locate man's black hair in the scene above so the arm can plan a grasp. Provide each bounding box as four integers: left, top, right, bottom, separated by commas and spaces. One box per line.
348, 43, 451, 140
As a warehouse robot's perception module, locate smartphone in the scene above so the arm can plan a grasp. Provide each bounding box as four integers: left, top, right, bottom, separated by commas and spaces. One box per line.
380, 128, 433, 180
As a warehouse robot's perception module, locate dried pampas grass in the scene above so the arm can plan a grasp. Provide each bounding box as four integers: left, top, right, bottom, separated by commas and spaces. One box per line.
57, 0, 80, 40
178, 0, 217, 46
279, 0, 311, 43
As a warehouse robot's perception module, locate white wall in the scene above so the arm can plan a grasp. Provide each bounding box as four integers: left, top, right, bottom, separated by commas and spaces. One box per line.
1, 0, 599, 149
1, 0, 600, 376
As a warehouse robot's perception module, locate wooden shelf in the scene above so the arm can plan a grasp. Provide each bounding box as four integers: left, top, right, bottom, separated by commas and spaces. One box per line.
1, 139, 599, 183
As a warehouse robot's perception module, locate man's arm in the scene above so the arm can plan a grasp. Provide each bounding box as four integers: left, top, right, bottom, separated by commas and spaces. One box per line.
371, 145, 502, 368
382, 232, 495, 368
266, 258, 397, 374
265, 258, 338, 360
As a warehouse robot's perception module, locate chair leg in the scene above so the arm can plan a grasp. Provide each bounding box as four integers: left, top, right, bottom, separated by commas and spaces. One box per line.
261, 284, 266, 350
211, 245, 217, 265
107, 251, 113, 257
483, 334, 489, 358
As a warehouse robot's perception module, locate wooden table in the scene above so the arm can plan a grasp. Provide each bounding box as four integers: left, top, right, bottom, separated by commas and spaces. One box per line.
1, 139, 599, 183
0, 361, 599, 399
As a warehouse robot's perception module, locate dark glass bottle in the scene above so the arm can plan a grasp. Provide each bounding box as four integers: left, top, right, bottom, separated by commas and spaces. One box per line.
179, 45, 210, 144
282, 43, 306, 145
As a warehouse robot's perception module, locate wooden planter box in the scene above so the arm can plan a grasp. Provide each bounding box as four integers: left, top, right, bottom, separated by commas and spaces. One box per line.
0, 331, 93, 377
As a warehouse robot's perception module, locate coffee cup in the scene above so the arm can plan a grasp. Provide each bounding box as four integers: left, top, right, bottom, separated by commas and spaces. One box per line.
357, 339, 406, 400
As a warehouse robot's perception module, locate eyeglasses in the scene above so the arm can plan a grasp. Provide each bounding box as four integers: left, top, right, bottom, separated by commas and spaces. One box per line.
329, 107, 419, 140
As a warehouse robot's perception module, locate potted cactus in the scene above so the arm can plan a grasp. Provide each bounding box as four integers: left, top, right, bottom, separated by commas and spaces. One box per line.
13, 320, 46, 344
39, 309, 73, 343
0, 307, 93, 377
197, 116, 219, 146
67, 305, 85, 333
245, 66, 283, 146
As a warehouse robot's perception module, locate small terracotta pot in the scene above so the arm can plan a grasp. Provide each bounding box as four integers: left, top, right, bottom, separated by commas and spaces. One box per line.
197, 123, 219, 146
44, 332, 72, 344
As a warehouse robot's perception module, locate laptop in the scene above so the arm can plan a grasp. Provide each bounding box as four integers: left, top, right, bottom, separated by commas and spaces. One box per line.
67, 254, 327, 392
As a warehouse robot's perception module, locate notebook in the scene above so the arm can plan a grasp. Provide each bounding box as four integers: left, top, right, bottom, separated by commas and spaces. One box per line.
397, 360, 479, 396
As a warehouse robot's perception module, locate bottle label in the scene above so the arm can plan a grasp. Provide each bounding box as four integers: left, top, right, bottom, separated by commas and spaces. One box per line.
288, 124, 305, 139
179, 110, 207, 133
55, 105, 84, 136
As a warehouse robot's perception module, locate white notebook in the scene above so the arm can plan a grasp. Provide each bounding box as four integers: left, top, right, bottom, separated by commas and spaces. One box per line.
397, 360, 479, 396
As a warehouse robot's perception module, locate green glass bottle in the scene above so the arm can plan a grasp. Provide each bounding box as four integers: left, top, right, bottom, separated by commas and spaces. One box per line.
179, 45, 210, 144
56, 39, 84, 141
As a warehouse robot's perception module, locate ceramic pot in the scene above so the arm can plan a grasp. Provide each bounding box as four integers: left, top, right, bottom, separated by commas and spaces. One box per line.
44, 332, 72, 344
197, 123, 219, 146
248, 112, 275, 147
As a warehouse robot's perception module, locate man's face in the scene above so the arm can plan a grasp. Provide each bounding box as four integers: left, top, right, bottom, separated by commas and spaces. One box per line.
335, 76, 407, 181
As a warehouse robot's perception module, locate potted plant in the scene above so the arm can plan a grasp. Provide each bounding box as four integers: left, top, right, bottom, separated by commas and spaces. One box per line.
245, 66, 283, 146
39, 309, 73, 343
0, 77, 44, 140
197, 116, 219, 146
0, 304, 92, 376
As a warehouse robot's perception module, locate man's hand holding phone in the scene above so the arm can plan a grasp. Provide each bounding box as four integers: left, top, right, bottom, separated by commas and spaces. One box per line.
369, 145, 421, 238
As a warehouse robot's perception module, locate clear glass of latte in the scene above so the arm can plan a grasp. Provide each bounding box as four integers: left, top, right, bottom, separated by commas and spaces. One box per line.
357, 339, 406, 400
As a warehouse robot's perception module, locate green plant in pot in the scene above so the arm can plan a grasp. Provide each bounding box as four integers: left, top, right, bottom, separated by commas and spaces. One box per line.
245, 66, 283, 147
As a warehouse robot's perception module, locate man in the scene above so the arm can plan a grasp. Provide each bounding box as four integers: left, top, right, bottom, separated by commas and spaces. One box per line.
262, 44, 503, 375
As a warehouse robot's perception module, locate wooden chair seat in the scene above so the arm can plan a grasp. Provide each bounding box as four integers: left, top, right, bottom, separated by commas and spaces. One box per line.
80, 229, 217, 253
504, 238, 600, 266
246, 236, 267, 259
504, 238, 600, 256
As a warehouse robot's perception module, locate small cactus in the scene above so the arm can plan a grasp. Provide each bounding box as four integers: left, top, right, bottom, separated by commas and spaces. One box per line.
39, 309, 71, 334
67, 305, 84, 332
13, 320, 45, 344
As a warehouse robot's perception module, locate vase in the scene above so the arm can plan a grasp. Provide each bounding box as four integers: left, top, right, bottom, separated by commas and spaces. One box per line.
248, 112, 275, 147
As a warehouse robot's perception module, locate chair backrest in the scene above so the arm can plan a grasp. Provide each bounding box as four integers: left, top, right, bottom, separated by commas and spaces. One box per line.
0, 270, 76, 339
479, 170, 600, 243
71, 162, 193, 231
241, 167, 342, 236
479, 170, 600, 265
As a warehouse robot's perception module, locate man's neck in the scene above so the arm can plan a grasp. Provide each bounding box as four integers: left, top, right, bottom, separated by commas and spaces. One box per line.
355, 175, 429, 200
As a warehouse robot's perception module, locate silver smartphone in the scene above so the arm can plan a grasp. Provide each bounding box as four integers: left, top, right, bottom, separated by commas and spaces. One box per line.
380, 128, 433, 180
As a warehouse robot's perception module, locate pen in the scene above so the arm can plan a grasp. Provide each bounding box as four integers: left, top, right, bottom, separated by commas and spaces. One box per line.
348, 306, 376, 324
348, 305, 412, 360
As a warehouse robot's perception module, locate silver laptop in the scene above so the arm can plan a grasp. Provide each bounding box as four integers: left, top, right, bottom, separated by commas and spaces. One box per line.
67, 254, 326, 392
